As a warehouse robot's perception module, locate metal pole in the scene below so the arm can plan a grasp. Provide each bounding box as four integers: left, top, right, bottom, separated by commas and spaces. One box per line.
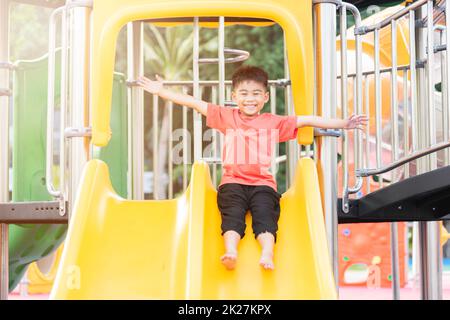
59, 4, 68, 210
390, 20, 401, 300
0, 0, 9, 300
340, 5, 348, 211
127, 21, 144, 200
440, 28, 449, 164
182, 86, 188, 190
314, 2, 339, 290
193, 17, 202, 162
284, 31, 297, 185
409, 10, 420, 288
270, 86, 277, 175
46, 6, 65, 199
374, 29, 383, 188
416, 2, 442, 300
364, 75, 370, 194
218, 17, 225, 163
445, 0, 450, 166
152, 94, 159, 199
68, 1, 91, 218
168, 101, 173, 198
211, 86, 218, 186
425, 0, 442, 299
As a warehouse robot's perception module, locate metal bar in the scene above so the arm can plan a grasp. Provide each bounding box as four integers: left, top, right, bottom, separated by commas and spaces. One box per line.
390, 20, 401, 300
64, 127, 92, 138
0, 0, 9, 300
226, 84, 232, 102
284, 31, 297, 187
410, 10, 418, 156
427, 1, 436, 168
211, 86, 218, 186
357, 140, 450, 177
182, 86, 188, 190
67, 1, 91, 220
153, 94, 159, 199
362, 0, 428, 33
440, 29, 449, 164
0, 202, 68, 224
445, 4, 450, 166
128, 22, 144, 200
337, 62, 423, 79
193, 17, 202, 162
198, 48, 249, 64
364, 75, 370, 193
218, 16, 225, 167
270, 86, 277, 175
314, 2, 339, 290
345, 3, 364, 195
374, 28, 383, 187
59, 4, 68, 206
314, 128, 342, 137
46, 6, 65, 199
403, 70, 409, 178
340, 5, 349, 213
425, 0, 441, 300
168, 101, 173, 199
128, 79, 291, 87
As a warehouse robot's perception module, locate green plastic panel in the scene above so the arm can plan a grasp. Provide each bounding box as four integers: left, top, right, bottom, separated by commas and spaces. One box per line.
10, 52, 128, 291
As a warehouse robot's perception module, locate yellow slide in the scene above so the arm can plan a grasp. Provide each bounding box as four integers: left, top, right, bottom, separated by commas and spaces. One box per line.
50, 158, 336, 299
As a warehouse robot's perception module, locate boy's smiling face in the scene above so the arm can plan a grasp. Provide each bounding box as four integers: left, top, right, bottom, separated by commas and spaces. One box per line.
232, 80, 269, 117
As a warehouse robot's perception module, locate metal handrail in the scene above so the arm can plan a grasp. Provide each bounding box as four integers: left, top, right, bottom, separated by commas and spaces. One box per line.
357, 140, 450, 177
357, 0, 428, 34
46, 5, 65, 198
127, 79, 291, 87
340, 2, 363, 216
199, 48, 250, 64
46, 0, 93, 200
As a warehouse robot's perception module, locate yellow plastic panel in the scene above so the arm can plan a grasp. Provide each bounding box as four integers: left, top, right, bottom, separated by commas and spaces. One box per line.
50, 158, 336, 299
90, 0, 314, 147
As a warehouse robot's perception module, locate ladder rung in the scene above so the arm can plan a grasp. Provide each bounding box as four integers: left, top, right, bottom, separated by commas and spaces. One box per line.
201, 157, 222, 164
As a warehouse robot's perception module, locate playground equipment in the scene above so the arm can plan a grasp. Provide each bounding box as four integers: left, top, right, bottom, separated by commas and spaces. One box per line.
0, 1, 127, 295
48, 0, 337, 299
2, 0, 450, 300
51, 158, 335, 299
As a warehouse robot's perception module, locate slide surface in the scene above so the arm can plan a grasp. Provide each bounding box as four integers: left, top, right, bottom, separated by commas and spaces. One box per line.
51, 158, 336, 299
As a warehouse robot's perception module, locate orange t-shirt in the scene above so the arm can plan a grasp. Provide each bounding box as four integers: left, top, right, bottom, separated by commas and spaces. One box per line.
206, 103, 298, 192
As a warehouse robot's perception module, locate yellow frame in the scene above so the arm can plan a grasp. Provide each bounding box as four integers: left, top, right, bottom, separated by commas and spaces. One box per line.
90, 0, 314, 146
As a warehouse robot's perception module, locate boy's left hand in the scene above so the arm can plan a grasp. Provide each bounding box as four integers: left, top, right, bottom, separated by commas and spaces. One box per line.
344, 114, 369, 130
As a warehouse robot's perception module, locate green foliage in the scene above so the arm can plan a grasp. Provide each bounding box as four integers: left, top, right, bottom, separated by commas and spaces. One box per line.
9, 3, 55, 61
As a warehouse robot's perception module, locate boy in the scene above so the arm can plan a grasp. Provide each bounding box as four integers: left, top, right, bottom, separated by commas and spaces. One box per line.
137, 66, 367, 271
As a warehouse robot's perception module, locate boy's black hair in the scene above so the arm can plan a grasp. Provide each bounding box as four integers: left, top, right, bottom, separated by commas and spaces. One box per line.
232, 65, 268, 91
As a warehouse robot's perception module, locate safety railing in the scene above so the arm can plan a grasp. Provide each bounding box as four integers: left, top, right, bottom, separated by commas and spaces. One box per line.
338, 0, 450, 209
337, 0, 449, 299
46, 0, 92, 212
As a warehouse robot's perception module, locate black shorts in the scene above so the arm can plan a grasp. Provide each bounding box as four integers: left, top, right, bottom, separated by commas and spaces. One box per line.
217, 183, 281, 242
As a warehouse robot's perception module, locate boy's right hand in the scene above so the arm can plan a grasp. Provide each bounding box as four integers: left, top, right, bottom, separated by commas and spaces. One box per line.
136, 75, 164, 95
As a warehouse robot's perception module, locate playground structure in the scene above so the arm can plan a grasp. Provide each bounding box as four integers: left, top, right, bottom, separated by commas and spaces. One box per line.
1, 0, 450, 299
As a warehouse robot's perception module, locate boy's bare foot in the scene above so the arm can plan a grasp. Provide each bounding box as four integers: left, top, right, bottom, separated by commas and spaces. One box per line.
221, 252, 237, 270
259, 251, 274, 270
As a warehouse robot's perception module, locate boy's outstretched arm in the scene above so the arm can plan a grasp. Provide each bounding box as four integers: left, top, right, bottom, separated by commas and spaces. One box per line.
296, 114, 369, 130
136, 75, 208, 116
